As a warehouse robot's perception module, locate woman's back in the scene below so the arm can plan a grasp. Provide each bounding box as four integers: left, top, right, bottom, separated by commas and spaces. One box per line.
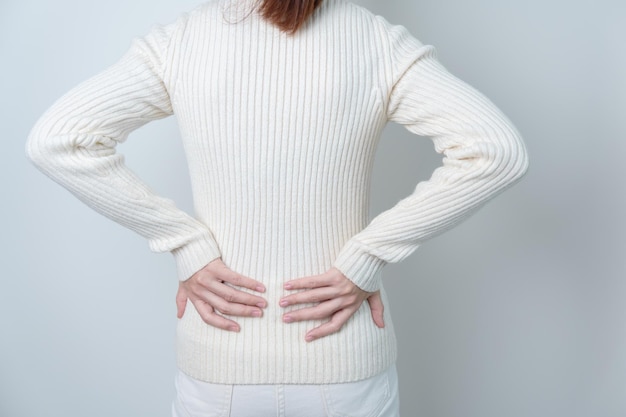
174, 0, 401, 384
26, 0, 528, 385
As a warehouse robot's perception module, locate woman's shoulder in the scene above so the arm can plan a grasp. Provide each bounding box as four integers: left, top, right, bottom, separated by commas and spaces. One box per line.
330, 1, 421, 47
330, 0, 393, 28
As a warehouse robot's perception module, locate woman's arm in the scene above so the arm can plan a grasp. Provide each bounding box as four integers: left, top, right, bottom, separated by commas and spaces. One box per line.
331, 21, 529, 293
26, 15, 267, 323
25, 15, 222, 280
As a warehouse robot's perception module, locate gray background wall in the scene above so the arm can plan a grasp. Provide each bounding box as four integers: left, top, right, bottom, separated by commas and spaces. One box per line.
1, 0, 624, 416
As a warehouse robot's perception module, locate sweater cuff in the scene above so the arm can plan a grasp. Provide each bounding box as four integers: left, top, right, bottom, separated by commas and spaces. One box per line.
332, 240, 387, 292
171, 234, 222, 281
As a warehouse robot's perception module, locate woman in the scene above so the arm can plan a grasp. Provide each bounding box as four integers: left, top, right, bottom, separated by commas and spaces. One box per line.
26, 0, 529, 415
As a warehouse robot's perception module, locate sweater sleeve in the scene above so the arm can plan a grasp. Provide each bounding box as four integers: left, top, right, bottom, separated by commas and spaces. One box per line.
331, 21, 529, 292
25, 14, 222, 281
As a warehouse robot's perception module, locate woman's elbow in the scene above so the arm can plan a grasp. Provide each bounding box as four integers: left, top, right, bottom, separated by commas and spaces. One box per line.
25, 128, 49, 171
25, 125, 69, 176
503, 126, 529, 184
485, 124, 529, 189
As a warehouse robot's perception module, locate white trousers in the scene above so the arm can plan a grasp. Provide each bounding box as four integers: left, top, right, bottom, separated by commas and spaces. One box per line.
172, 364, 400, 417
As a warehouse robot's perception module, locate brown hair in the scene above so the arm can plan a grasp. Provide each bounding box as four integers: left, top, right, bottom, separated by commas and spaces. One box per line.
258, 0, 324, 35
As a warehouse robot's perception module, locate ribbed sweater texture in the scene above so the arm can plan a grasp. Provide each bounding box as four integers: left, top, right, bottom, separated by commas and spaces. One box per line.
26, 0, 529, 384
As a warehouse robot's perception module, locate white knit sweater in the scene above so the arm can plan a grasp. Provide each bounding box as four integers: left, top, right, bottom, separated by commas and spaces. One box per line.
26, 0, 528, 384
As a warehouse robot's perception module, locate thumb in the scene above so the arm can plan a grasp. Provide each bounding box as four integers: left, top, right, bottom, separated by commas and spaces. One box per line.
176, 284, 188, 319
367, 291, 385, 328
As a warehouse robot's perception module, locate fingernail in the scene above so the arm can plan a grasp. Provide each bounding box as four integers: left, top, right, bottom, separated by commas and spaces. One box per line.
279, 299, 288, 307
284, 282, 292, 290
256, 302, 266, 309
256, 285, 266, 292
283, 315, 293, 323
305, 335, 314, 342
229, 325, 240, 332
252, 310, 262, 317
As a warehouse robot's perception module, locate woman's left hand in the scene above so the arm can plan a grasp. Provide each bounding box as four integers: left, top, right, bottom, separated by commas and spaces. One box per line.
279, 267, 385, 342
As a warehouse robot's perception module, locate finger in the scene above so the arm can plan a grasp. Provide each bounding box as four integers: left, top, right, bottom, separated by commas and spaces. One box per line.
279, 286, 338, 307
176, 285, 188, 319
176, 294, 187, 319
211, 282, 268, 308
190, 297, 240, 332
282, 298, 344, 323
367, 292, 385, 328
219, 269, 266, 293
203, 291, 264, 318
283, 272, 334, 290
304, 307, 356, 342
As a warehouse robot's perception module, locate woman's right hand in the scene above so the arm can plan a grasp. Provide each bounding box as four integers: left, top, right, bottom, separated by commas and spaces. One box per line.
176, 258, 267, 332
